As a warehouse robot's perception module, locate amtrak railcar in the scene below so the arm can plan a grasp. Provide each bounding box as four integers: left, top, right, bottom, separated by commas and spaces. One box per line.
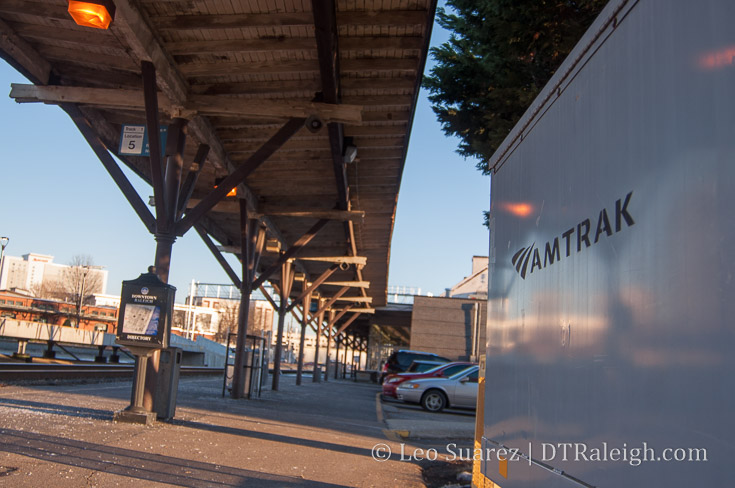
476, 0, 735, 486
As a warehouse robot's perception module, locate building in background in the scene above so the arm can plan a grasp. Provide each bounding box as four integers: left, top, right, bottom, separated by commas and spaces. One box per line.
445, 256, 488, 299
409, 296, 487, 362
0, 289, 117, 332
0, 253, 108, 296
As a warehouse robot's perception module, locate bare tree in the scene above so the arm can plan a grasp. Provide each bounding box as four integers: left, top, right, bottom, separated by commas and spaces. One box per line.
61, 255, 104, 327
30, 279, 65, 301
214, 300, 240, 343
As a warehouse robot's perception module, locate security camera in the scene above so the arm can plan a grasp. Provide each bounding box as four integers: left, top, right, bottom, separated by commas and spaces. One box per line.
305, 115, 324, 133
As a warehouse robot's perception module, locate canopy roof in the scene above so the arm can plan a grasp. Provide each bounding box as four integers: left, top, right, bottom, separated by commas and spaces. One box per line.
0, 0, 436, 340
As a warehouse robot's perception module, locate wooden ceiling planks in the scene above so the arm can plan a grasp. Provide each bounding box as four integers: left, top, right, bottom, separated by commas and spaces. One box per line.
0, 0, 436, 335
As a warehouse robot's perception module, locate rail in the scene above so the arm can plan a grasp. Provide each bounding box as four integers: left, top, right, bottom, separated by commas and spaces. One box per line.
0, 363, 223, 381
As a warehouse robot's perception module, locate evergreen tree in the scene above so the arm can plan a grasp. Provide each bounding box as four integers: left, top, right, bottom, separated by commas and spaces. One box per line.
423, 0, 607, 174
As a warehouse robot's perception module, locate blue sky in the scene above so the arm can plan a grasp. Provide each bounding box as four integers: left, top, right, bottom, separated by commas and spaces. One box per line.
0, 17, 489, 302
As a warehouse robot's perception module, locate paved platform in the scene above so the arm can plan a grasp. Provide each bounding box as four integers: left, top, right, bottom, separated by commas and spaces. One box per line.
0, 375, 443, 487
380, 397, 475, 441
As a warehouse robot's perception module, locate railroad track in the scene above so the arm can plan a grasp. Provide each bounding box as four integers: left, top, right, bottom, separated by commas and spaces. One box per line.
0, 362, 223, 381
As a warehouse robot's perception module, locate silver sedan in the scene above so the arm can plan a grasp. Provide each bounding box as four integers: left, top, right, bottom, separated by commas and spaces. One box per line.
395, 365, 479, 412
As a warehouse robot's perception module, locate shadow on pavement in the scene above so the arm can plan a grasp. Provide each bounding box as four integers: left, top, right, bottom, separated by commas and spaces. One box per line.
0, 397, 113, 421
171, 418, 377, 459
0, 428, 349, 488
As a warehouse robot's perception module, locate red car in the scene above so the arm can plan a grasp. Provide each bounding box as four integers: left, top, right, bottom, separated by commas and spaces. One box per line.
381, 361, 476, 399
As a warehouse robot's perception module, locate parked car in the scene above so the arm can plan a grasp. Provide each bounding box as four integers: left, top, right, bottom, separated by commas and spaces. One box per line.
382, 361, 476, 399
405, 360, 448, 373
395, 365, 480, 412
380, 350, 451, 382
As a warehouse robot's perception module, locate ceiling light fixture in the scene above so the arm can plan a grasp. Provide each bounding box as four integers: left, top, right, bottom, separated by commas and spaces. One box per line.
67, 1, 116, 30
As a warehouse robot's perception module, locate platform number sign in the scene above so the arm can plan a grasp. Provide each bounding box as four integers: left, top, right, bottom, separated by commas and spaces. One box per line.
119, 124, 168, 157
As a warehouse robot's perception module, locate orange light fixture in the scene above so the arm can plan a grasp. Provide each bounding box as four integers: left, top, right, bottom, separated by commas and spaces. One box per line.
67, 1, 116, 30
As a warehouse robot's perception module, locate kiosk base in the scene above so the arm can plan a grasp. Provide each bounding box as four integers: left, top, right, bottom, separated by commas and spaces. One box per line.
113, 409, 157, 425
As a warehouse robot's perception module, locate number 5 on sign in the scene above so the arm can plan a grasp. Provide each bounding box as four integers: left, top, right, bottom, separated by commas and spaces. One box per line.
118, 125, 168, 157
119, 125, 145, 155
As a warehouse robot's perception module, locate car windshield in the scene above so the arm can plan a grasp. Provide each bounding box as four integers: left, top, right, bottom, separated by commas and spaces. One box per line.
408, 362, 444, 373
419, 364, 447, 374
447, 366, 477, 380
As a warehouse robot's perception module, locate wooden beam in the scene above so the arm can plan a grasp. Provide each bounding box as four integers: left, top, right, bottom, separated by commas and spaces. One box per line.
333, 297, 373, 303
165, 36, 423, 56
167, 37, 316, 55
176, 118, 306, 236
191, 79, 321, 96
187, 199, 239, 214
340, 36, 425, 51
341, 76, 416, 90
8, 85, 364, 124
259, 207, 365, 222
341, 58, 418, 73
154, 10, 427, 31
338, 308, 375, 314
216, 245, 240, 254
321, 281, 370, 288
157, 12, 314, 30
335, 11, 429, 26
298, 256, 367, 265
188, 95, 362, 125
192, 76, 414, 98
179, 59, 318, 78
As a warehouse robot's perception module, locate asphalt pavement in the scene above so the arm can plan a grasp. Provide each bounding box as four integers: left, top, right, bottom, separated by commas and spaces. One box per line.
0, 373, 474, 487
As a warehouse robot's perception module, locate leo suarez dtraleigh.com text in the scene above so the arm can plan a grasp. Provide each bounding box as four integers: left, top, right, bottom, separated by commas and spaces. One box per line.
372, 442, 708, 467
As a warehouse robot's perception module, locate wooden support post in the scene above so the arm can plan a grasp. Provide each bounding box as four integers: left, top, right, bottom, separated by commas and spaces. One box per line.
324, 309, 335, 382
334, 335, 340, 379
350, 335, 357, 376
296, 284, 311, 386
312, 298, 325, 383
272, 260, 294, 391
232, 202, 265, 399
142, 100, 187, 413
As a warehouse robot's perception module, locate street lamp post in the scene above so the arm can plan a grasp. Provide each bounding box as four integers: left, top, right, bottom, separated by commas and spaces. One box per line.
75, 264, 104, 328
0, 237, 9, 284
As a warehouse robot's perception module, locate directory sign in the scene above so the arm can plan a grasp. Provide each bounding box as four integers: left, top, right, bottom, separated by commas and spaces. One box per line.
116, 270, 176, 348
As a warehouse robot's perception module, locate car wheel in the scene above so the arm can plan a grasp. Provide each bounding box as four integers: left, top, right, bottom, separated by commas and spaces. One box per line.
421, 389, 447, 412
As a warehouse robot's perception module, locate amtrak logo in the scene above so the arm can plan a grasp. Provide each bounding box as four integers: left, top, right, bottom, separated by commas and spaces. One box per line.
512, 192, 635, 279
